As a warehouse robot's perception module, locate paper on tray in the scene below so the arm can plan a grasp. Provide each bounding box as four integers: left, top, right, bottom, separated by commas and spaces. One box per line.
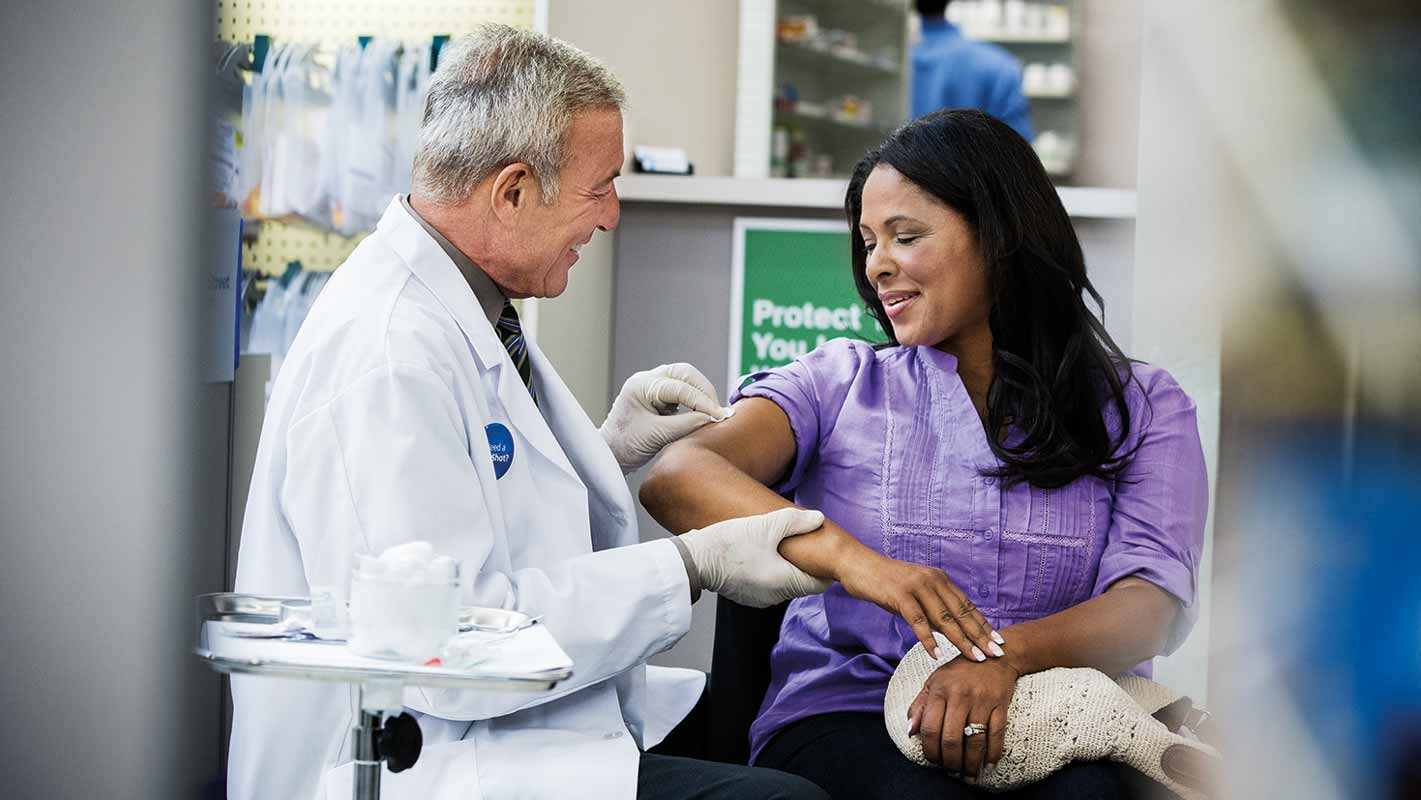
206, 620, 572, 679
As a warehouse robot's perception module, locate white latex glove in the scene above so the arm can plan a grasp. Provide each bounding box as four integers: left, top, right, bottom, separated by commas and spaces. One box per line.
600, 363, 729, 472
680, 508, 833, 608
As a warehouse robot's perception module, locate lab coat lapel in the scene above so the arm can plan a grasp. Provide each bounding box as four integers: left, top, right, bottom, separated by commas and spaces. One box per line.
377, 199, 504, 371
376, 199, 578, 483
527, 338, 638, 550
493, 347, 579, 482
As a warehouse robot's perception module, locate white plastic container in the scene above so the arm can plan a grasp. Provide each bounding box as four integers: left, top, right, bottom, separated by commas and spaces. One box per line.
348, 547, 461, 662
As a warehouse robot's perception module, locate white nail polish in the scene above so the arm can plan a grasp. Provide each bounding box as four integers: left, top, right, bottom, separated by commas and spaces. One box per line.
989, 642, 1005, 658
932, 647, 942, 661
972, 646, 986, 662
992, 631, 1005, 645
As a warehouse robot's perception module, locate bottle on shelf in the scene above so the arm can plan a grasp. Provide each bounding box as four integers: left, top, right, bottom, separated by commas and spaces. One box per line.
787, 127, 809, 178
770, 125, 790, 179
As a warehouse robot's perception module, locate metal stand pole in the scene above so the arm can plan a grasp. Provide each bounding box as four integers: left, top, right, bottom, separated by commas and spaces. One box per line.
349, 679, 422, 800
352, 703, 383, 800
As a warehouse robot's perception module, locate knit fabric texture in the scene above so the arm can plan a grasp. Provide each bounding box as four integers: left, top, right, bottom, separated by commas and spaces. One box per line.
883, 636, 1217, 798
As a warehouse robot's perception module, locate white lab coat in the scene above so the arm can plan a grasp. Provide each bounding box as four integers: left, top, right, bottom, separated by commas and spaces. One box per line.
229, 198, 704, 800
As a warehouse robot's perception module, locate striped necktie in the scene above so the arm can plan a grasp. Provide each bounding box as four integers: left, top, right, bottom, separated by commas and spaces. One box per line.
494, 299, 537, 405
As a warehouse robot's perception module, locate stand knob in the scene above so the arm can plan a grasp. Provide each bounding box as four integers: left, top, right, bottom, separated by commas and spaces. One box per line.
376, 712, 423, 773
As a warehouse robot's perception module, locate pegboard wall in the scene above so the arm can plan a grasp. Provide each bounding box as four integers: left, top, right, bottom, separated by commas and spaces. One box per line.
215, 0, 537, 47
217, 0, 541, 274
240, 220, 365, 273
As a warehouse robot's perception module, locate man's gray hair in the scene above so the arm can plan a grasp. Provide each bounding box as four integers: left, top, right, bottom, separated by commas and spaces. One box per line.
412, 24, 626, 205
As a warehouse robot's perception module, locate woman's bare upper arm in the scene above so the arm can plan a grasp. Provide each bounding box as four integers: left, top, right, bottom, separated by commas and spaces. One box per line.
674, 397, 799, 486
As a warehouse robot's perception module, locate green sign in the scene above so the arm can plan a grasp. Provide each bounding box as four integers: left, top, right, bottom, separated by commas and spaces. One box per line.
728, 218, 882, 389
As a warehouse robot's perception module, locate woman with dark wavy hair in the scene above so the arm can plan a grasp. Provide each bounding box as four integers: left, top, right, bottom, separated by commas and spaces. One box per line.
641, 109, 1206, 798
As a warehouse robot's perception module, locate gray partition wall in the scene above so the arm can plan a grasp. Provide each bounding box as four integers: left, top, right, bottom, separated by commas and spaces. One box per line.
0, 2, 226, 797
612, 201, 1136, 671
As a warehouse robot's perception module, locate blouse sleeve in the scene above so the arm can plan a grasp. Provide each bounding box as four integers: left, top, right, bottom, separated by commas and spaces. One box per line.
1091, 369, 1209, 654
730, 338, 870, 495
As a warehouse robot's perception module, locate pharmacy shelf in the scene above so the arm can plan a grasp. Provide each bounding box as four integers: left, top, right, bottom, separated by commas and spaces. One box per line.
973, 32, 1071, 44
776, 39, 900, 76
617, 176, 1136, 219
791, 0, 917, 33
775, 106, 893, 135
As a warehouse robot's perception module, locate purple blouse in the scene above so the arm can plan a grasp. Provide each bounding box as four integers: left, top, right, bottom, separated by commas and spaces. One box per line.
732, 339, 1207, 762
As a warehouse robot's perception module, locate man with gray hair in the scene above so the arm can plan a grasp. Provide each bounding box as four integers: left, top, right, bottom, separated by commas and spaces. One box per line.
229, 23, 831, 800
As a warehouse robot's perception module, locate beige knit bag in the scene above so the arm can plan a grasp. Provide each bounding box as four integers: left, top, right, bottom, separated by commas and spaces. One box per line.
883, 637, 1219, 798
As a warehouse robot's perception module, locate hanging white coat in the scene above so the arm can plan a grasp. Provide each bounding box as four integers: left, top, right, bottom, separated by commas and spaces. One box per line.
229, 198, 704, 800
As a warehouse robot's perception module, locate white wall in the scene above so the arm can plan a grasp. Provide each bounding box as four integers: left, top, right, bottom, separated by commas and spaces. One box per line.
539, 1, 742, 418
1075, 0, 1142, 188
1130, 4, 1222, 702
549, 0, 740, 178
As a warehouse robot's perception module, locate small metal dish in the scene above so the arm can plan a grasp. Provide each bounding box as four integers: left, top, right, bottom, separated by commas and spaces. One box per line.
459, 607, 535, 634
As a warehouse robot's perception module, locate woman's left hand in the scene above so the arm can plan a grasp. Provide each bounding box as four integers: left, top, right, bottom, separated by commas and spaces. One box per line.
907, 655, 1019, 778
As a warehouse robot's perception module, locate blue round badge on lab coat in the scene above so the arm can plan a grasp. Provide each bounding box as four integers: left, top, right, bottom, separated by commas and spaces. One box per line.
485, 423, 515, 479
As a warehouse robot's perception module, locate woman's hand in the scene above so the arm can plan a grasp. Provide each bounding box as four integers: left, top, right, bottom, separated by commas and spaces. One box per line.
907, 656, 1019, 778
836, 551, 1005, 664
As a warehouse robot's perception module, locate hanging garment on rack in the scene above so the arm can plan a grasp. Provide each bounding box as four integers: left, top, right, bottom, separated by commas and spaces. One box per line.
326, 42, 364, 234
238, 36, 434, 234
263, 42, 302, 219
275, 44, 333, 224
257, 42, 299, 218
246, 271, 293, 378
280, 270, 331, 358
393, 43, 431, 196
346, 38, 401, 232
239, 41, 283, 217
245, 267, 331, 384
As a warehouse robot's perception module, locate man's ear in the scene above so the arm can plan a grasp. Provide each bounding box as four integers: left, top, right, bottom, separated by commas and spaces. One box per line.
489, 162, 535, 224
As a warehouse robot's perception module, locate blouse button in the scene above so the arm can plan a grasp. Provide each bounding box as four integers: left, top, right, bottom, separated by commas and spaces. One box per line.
984, 528, 995, 541
982, 477, 996, 486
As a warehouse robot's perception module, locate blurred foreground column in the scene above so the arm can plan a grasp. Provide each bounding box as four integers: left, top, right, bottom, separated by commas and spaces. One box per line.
1139, 2, 1421, 798
0, 1, 221, 797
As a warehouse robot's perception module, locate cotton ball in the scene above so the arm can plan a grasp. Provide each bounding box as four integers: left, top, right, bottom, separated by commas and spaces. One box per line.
428, 555, 457, 582
379, 540, 435, 563
380, 541, 438, 584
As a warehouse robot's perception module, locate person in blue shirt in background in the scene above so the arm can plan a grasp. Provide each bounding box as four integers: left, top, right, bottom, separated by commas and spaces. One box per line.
912, 0, 1034, 140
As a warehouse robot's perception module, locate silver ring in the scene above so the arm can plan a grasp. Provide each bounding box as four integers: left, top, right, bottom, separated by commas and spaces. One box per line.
963, 723, 988, 737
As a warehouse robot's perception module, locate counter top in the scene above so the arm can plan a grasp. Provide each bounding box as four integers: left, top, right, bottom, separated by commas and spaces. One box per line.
616, 175, 1137, 219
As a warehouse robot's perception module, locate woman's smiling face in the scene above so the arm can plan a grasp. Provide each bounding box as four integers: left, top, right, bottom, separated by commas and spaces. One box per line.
858, 164, 991, 351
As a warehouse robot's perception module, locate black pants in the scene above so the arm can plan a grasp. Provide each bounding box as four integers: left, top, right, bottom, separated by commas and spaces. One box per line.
637, 753, 830, 800
637, 689, 829, 800
757, 711, 1168, 800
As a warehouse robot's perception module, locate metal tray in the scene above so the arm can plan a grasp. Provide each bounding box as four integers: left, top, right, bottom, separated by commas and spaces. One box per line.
192, 593, 569, 690
459, 606, 534, 633
197, 593, 533, 632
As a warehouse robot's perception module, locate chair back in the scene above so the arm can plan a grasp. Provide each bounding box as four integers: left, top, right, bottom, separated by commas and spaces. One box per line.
705, 596, 789, 765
